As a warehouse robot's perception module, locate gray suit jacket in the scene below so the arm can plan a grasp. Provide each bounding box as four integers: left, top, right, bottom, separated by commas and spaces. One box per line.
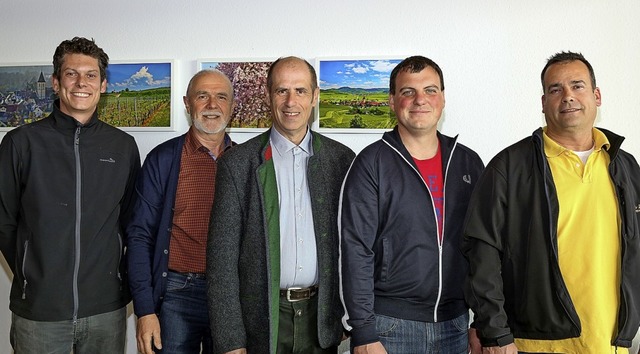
207, 129, 354, 354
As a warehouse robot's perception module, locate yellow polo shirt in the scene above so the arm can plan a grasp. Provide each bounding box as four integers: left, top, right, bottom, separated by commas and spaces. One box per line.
515, 128, 625, 354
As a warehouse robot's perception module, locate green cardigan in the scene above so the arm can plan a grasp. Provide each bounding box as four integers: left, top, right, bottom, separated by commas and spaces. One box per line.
207, 129, 355, 354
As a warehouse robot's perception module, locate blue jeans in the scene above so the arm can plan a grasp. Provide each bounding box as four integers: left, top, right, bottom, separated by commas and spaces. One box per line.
376, 312, 469, 354
10, 307, 126, 354
158, 271, 212, 354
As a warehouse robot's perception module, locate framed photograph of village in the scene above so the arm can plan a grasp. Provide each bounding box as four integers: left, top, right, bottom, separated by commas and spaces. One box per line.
100, 60, 173, 130
0, 63, 55, 130
0, 61, 173, 131
198, 58, 274, 131
316, 57, 402, 132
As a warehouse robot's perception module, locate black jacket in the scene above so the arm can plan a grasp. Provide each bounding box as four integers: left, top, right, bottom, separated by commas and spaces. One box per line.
340, 127, 484, 347
0, 101, 140, 321
462, 128, 640, 348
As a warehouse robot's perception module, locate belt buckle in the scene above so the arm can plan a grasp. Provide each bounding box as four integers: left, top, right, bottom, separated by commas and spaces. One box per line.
286, 287, 303, 302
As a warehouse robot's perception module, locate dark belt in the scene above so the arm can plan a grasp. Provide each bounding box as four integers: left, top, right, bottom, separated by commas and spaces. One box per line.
280, 285, 318, 302
169, 270, 206, 279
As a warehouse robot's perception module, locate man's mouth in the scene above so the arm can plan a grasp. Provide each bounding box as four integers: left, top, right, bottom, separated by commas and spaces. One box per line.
202, 111, 221, 119
560, 107, 581, 114
72, 92, 90, 98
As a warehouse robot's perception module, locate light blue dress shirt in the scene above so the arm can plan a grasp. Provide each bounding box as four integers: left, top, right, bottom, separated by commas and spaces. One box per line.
270, 127, 318, 289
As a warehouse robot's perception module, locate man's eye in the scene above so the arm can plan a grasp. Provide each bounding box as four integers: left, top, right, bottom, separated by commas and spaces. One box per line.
401, 90, 414, 96
276, 89, 287, 95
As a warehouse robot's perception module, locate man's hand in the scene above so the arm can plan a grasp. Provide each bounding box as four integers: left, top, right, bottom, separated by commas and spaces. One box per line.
353, 341, 387, 354
136, 314, 162, 354
482, 343, 518, 354
468, 328, 482, 354
225, 350, 247, 354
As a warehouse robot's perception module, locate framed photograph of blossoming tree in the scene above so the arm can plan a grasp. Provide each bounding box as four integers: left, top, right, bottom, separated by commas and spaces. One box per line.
198, 59, 274, 131
316, 57, 402, 132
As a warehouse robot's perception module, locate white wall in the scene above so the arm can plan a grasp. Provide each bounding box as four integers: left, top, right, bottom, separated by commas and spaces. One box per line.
1, 0, 639, 352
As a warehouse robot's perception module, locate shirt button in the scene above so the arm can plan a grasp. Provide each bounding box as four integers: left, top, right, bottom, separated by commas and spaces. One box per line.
164, 249, 168, 254
162, 272, 167, 277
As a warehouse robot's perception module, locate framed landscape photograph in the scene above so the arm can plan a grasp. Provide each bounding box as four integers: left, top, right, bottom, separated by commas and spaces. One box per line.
199, 59, 274, 131
0, 63, 55, 130
317, 57, 402, 132
100, 60, 173, 130
0, 61, 173, 131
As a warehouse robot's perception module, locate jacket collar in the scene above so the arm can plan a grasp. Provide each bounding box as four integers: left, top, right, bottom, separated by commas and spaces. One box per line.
381, 126, 458, 162
50, 99, 100, 133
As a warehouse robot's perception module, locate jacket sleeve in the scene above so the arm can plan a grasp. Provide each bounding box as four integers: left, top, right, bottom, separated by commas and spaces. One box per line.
207, 157, 247, 353
126, 151, 164, 317
0, 133, 19, 273
339, 152, 381, 347
462, 158, 514, 346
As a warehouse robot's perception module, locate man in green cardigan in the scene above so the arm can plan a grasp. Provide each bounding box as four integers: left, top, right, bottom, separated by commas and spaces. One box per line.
207, 56, 355, 354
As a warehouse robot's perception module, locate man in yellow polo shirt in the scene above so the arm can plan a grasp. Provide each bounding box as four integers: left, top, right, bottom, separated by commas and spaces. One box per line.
462, 51, 640, 354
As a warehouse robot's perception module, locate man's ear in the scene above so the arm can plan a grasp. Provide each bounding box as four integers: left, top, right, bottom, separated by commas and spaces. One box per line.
183, 96, 191, 115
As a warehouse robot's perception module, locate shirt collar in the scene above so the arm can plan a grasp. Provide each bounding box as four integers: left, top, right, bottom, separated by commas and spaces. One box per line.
269, 127, 313, 157
543, 126, 611, 157
184, 126, 233, 158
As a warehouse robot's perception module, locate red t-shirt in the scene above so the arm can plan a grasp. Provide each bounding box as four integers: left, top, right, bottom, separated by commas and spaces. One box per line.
413, 144, 444, 242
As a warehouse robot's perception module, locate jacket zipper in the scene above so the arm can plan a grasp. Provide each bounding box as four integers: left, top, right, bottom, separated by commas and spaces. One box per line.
21, 240, 29, 299
73, 126, 82, 324
382, 137, 458, 322
535, 133, 581, 332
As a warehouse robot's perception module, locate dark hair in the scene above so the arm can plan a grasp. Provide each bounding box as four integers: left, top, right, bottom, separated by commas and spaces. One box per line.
389, 56, 444, 94
266, 56, 317, 92
541, 51, 596, 90
53, 37, 109, 82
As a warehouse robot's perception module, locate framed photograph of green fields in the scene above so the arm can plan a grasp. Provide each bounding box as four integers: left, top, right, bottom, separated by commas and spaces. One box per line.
0, 63, 55, 130
316, 57, 401, 132
100, 60, 173, 130
198, 58, 274, 131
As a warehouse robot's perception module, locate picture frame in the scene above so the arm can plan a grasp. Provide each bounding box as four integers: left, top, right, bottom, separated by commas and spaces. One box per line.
0, 60, 174, 131
198, 58, 274, 132
0, 63, 55, 130
316, 57, 402, 132
100, 60, 174, 131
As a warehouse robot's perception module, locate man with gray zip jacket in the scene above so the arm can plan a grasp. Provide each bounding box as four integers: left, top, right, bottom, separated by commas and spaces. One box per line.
0, 37, 140, 353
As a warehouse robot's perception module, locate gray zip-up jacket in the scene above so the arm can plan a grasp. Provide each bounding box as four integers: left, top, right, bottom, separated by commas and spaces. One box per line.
0, 100, 140, 321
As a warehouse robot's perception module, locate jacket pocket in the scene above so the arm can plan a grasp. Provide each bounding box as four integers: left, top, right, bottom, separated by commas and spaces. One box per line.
117, 233, 123, 282
20, 240, 29, 299
380, 237, 390, 282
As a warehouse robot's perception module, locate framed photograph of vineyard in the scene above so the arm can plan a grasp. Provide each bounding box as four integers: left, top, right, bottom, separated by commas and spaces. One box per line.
316, 57, 402, 132
198, 58, 274, 131
100, 60, 173, 130
0, 63, 55, 130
